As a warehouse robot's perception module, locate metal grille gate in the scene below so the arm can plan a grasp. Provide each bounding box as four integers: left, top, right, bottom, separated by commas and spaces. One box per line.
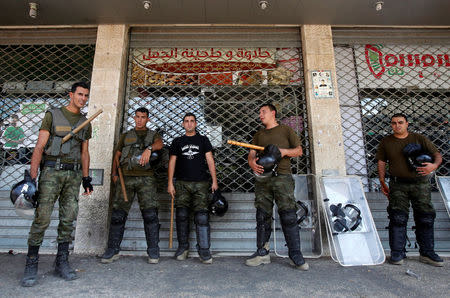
333, 28, 450, 253
120, 27, 311, 254
0, 28, 96, 251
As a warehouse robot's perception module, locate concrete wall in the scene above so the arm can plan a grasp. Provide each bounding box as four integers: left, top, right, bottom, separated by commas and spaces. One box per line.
301, 25, 346, 176
74, 25, 129, 254
301, 25, 347, 256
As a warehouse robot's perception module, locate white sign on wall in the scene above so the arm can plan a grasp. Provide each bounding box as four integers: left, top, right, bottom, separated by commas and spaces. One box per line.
311, 70, 334, 99
354, 44, 450, 89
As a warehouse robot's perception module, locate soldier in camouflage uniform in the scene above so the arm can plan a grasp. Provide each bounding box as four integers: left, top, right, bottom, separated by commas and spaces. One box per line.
101, 107, 163, 264
377, 113, 443, 267
21, 82, 94, 287
167, 113, 218, 264
246, 103, 309, 270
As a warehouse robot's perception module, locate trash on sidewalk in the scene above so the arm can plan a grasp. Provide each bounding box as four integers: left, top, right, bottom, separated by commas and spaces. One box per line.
406, 269, 420, 280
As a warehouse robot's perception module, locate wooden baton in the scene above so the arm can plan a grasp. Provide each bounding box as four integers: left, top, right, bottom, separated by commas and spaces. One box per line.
117, 167, 128, 202
62, 109, 103, 144
227, 140, 264, 151
169, 193, 175, 249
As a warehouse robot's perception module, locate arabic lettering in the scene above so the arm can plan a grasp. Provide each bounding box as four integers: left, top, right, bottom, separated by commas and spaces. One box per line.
143, 47, 272, 61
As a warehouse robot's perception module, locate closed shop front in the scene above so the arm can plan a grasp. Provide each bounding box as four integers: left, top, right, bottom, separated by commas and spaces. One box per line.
333, 28, 450, 254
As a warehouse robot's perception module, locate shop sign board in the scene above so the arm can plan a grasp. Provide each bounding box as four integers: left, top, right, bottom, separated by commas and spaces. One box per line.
355, 44, 450, 89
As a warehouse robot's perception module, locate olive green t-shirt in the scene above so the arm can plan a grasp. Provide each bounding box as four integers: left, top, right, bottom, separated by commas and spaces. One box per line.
376, 132, 438, 178
252, 124, 301, 174
116, 129, 162, 176
40, 107, 92, 163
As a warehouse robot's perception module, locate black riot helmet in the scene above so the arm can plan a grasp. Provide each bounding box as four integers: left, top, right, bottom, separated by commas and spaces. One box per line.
403, 143, 434, 170
256, 144, 282, 177
129, 149, 161, 169
209, 189, 228, 217
10, 170, 38, 219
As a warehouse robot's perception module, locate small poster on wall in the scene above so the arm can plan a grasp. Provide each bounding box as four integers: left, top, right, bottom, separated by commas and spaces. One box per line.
311, 70, 334, 99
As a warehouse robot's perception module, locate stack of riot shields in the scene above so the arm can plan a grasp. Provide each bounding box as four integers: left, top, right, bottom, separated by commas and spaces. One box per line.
273, 174, 323, 258
319, 176, 385, 266
436, 175, 450, 217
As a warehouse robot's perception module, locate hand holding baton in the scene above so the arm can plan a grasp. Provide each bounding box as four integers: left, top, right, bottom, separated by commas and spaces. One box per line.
228, 139, 281, 175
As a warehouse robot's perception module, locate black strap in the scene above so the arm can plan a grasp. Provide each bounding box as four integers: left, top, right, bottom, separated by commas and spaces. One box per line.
296, 201, 309, 225
344, 204, 362, 231
330, 203, 362, 233
391, 176, 428, 183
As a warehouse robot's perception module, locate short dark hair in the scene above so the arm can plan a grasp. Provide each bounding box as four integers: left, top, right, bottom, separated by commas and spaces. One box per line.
135, 107, 149, 117
391, 113, 408, 122
11, 114, 19, 120
71, 81, 90, 93
260, 103, 277, 117
183, 112, 197, 122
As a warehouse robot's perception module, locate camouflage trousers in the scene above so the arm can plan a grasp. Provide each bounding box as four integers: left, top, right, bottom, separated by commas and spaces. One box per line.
255, 174, 297, 215
28, 167, 82, 246
388, 179, 435, 214
175, 180, 209, 212
113, 175, 158, 214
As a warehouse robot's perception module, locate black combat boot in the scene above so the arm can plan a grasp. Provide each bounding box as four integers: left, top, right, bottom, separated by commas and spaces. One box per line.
101, 209, 127, 264
415, 212, 444, 267
142, 208, 160, 264
195, 210, 212, 264
388, 209, 408, 265
246, 208, 272, 267
174, 208, 190, 261
21, 245, 40, 287
280, 209, 309, 271
54, 242, 77, 281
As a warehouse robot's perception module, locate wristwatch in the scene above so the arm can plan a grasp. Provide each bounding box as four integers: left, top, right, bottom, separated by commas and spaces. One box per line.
146, 145, 152, 152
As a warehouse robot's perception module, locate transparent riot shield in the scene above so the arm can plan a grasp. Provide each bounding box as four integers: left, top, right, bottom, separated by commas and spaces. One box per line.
319, 176, 385, 266
436, 176, 450, 217
273, 174, 322, 258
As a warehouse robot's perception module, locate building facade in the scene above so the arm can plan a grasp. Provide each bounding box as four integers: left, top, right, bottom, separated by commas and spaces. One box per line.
0, 5, 448, 256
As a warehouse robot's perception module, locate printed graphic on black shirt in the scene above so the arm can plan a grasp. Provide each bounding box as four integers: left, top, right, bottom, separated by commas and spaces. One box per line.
170, 134, 213, 182
181, 144, 200, 160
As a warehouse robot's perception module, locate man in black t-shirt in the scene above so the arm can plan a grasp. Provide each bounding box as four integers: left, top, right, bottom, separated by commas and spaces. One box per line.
168, 113, 218, 264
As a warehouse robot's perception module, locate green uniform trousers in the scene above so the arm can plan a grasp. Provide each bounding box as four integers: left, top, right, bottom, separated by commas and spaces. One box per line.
388, 179, 435, 214
28, 167, 82, 246
255, 174, 297, 215
112, 175, 158, 213
174, 180, 209, 212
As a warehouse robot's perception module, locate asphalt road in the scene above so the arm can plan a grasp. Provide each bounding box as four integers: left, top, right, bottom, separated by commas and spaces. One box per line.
1, 253, 448, 297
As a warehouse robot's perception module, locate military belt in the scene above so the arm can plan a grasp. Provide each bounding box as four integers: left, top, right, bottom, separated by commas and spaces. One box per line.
391, 176, 428, 183
43, 160, 81, 171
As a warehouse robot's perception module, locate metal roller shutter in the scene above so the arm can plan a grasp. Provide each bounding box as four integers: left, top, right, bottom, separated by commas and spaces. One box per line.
121, 26, 315, 256
0, 28, 96, 252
